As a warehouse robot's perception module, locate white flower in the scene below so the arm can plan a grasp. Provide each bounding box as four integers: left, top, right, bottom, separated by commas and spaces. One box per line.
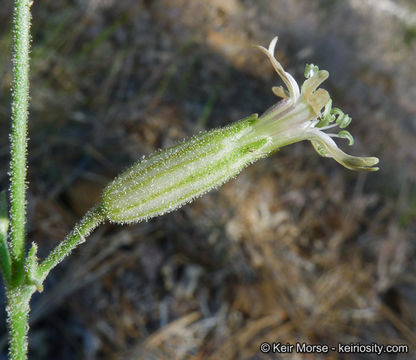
101, 37, 379, 224
255, 37, 379, 171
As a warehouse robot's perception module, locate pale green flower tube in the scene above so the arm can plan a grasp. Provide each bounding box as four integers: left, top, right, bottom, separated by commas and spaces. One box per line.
101, 37, 379, 224
102, 115, 270, 223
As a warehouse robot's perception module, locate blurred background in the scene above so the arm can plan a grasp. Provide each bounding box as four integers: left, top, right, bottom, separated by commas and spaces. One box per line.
0, 0, 415, 359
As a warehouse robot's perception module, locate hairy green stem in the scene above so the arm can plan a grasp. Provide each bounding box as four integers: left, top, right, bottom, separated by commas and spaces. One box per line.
6, 285, 35, 360
9, 0, 32, 285
5, 2, 33, 359
38, 204, 105, 281
5, 205, 104, 360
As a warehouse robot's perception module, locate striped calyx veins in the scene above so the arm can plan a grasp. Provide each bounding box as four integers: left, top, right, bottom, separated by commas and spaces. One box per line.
102, 115, 269, 223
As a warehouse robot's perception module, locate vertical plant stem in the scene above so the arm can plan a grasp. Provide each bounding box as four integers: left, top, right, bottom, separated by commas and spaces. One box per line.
9, 0, 32, 285
6, 286, 35, 360
6, 1, 33, 358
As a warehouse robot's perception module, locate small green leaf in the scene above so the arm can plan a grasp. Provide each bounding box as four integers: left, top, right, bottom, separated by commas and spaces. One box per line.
25, 242, 43, 292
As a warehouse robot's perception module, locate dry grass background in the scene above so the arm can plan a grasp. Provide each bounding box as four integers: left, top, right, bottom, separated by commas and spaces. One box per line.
0, 0, 415, 359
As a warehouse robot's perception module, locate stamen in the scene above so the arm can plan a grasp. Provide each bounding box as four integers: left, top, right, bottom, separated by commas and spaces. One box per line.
319, 123, 338, 131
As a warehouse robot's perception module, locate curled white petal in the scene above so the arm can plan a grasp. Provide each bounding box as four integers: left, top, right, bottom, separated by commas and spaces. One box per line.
307, 128, 379, 171
268, 36, 278, 54
257, 38, 300, 103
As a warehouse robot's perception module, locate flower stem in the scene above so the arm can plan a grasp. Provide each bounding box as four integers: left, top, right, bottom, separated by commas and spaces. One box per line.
38, 204, 105, 282
9, 0, 32, 286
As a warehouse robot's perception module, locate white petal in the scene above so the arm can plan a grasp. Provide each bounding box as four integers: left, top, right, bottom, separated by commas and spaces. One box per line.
268, 36, 279, 55
307, 129, 379, 171
257, 41, 300, 103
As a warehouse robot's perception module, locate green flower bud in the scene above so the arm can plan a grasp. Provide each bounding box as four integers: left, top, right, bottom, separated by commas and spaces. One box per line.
102, 115, 270, 223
